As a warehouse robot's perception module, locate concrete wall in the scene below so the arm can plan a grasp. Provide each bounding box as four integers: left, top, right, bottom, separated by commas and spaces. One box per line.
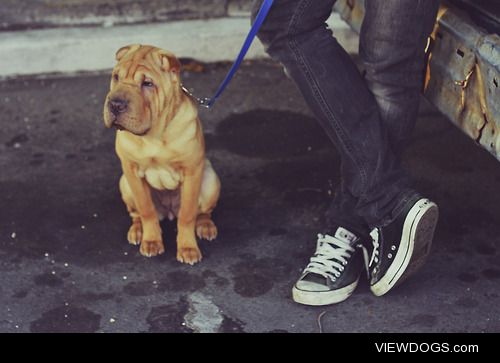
1, 0, 254, 30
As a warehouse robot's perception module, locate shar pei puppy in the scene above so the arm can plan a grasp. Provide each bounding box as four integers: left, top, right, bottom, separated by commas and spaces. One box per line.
103, 44, 220, 265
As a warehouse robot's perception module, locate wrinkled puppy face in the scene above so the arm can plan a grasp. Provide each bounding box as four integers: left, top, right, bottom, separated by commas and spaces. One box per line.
103, 44, 181, 136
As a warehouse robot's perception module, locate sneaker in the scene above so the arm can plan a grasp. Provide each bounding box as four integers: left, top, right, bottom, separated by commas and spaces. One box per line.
292, 227, 367, 306
368, 198, 439, 296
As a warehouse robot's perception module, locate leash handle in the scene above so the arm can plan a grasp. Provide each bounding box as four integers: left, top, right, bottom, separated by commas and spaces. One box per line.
183, 0, 274, 109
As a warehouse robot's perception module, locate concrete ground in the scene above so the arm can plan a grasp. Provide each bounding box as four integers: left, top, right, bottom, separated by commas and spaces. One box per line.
0, 60, 500, 333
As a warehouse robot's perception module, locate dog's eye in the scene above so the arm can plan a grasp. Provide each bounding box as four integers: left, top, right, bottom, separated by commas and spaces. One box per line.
142, 80, 154, 88
113, 73, 119, 81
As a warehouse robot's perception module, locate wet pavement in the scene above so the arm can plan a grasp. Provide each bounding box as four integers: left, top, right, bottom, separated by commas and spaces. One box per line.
0, 60, 499, 333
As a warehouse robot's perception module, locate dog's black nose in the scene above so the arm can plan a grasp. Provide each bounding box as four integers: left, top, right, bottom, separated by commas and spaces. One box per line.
109, 98, 128, 114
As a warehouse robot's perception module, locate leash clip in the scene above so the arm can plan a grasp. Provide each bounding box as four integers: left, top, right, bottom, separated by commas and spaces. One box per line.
198, 98, 212, 109
182, 85, 212, 109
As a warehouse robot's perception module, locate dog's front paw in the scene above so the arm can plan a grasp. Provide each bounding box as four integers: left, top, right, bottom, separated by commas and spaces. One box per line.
140, 239, 165, 257
127, 221, 142, 246
177, 246, 202, 265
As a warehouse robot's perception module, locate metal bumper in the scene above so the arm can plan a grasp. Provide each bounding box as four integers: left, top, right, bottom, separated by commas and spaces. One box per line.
333, 0, 500, 161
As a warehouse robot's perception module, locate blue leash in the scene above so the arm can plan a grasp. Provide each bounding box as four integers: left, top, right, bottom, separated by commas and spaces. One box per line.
182, 0, 274, 109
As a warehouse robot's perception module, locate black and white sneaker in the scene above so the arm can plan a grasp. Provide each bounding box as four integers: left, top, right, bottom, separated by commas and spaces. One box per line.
292, 227, 367, 306
368, 198, 439, 296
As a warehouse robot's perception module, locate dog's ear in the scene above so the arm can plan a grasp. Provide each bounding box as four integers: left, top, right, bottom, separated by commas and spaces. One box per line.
115, 44, 141, 61
158, 50, 182, 75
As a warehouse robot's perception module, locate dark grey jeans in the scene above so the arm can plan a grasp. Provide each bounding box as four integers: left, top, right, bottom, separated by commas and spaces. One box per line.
251, 0, 439, 235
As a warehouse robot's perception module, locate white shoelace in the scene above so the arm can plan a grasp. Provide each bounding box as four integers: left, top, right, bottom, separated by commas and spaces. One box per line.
303, 233, 356, 282
369, 228, 380, 266
358, 228, 380, 278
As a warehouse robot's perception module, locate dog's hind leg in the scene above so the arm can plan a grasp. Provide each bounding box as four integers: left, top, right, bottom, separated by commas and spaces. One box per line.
196, 160, 220, 241
119, 175, 143, 246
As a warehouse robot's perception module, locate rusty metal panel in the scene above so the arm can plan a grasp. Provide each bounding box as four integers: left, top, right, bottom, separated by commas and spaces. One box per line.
426, 7, 488, 142
333, 0, 500, 161
452, 0, 500, 34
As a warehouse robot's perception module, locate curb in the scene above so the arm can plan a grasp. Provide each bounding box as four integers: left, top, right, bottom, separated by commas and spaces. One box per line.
0, 14, 356, 79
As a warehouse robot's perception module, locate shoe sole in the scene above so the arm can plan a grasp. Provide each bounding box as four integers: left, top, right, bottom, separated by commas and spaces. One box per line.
370, 199, 439, 297
292, 278, 359, 306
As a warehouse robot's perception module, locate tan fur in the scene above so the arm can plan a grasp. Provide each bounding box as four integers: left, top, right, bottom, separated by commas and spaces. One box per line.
104, 45, 220, 265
